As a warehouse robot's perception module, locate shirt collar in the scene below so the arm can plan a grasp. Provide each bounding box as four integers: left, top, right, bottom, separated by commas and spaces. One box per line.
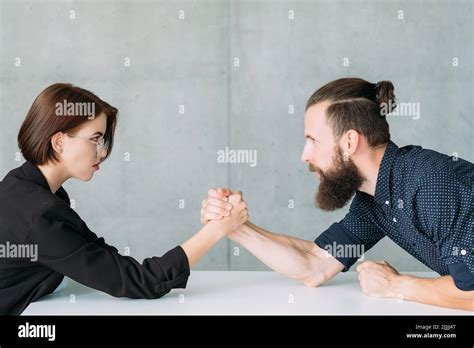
373, 141, 399, 206
20, 161, 70, 204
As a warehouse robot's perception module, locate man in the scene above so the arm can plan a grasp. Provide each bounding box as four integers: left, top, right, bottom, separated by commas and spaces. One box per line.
201, 77, 473, 311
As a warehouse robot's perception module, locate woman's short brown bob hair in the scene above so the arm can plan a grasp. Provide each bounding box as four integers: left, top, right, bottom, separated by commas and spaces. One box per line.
18, 83, 118, 165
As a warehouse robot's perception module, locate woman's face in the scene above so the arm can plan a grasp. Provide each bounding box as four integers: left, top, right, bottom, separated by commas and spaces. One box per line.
60, 112, 108, 181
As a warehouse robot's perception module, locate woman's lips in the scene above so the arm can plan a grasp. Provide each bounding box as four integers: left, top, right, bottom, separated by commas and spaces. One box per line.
92, 163, 100, 170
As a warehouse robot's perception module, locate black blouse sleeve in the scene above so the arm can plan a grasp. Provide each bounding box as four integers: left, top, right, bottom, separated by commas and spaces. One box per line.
28, 202, 190, 299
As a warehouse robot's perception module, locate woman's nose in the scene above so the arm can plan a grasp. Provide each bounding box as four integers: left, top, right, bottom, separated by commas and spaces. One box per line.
99, 147, 107, 158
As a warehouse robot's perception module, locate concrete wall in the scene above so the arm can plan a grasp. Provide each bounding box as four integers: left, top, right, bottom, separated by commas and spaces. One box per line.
1, 0, 472, 271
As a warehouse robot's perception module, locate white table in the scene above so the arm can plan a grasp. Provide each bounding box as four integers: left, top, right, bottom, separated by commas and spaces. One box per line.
23, 271, 471, 315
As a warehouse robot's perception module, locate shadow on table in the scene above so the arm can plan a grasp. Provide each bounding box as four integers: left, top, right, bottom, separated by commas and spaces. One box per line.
33, 281, 96, 303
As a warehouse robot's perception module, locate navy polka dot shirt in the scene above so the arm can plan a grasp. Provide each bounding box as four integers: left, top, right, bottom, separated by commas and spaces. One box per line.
315, 141, 474, 291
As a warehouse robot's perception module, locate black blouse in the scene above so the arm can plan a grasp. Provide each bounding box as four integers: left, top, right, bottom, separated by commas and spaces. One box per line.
0, 161, 190, 315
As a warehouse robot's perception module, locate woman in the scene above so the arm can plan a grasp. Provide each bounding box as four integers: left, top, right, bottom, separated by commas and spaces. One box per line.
0, 83, 248, 315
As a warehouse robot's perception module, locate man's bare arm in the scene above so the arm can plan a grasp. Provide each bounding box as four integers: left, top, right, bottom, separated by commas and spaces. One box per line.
393, 274, 473, 311
229, 221, 344, 287
357, 260, 474, 311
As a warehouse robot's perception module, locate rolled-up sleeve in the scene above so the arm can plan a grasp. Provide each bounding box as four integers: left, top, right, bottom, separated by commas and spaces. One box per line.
433, 180, 474, 291
414, 168, 474, 291
447, 263, 474, 291
314, 208, 385, 272
28, 202, 190, 299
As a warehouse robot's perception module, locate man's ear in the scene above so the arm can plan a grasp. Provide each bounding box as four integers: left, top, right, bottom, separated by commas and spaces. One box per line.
342, 130, 360, 157
50, 132, 64, 154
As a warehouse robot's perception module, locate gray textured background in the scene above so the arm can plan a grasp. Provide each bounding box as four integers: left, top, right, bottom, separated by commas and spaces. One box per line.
0, 0, 472, 272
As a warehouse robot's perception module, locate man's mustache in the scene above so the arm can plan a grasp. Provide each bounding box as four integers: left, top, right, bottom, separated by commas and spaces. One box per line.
309, 163, 325, 178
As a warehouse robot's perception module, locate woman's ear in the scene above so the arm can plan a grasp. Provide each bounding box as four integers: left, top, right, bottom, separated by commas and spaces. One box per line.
50, 132, 64, 154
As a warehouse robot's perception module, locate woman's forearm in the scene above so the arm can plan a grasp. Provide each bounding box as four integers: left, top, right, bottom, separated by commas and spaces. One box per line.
181, 221, 227, 268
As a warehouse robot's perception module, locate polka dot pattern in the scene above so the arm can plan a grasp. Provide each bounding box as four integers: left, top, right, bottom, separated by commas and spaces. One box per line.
315, 141, 474, 290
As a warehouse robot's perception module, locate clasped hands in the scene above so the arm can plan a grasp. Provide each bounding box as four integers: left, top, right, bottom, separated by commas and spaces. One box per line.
200, 188, 248, 237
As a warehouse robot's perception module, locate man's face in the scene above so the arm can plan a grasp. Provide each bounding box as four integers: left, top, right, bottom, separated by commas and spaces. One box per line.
301, 102, 365, 211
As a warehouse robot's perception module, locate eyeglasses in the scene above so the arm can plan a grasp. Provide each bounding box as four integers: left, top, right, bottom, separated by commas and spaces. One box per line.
65, 133, 107, 157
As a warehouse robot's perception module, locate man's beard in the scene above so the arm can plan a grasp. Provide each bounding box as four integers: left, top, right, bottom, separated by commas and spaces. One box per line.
312, 147, 365, 211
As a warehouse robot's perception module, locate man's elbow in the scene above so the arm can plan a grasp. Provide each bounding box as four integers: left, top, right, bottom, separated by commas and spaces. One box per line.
299, 245, 340, 288
453, 289, 474, 311
302, 275, 326, 288
299, 259, 329, 287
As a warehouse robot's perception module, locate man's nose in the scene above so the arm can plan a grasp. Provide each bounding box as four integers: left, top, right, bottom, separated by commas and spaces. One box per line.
301, 146, 311, 163
301, 153, 308, 163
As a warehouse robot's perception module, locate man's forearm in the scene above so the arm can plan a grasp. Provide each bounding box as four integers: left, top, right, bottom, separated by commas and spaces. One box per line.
244, 221, 318, 254
394, 274, 474, 311
230, 221, 340, 286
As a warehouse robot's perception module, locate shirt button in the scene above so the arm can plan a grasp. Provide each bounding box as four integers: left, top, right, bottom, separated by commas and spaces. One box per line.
385, 200, 390, 205
461, 249, 467, 256
393, 217, 397, 223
